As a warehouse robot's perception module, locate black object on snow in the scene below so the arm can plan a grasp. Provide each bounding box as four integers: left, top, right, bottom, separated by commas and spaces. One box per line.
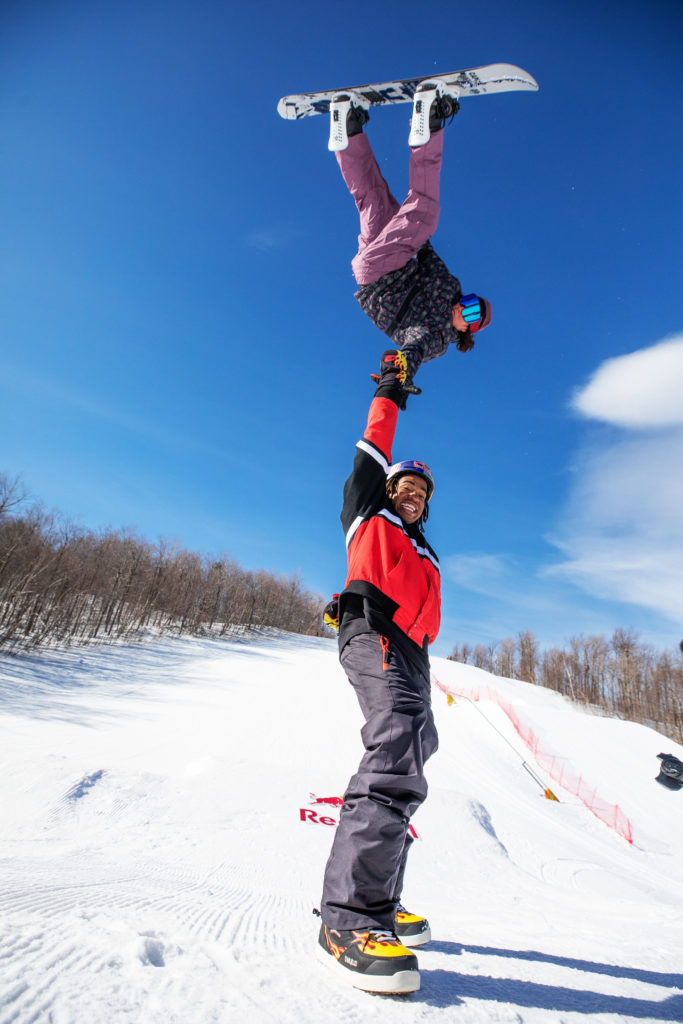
655, 752, 683, 791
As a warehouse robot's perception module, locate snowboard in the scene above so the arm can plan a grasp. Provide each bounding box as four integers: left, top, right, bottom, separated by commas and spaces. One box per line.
277, 63, 538, 121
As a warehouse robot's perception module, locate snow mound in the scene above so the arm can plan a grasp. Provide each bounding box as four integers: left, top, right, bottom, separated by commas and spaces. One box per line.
1, 631, 682, 1023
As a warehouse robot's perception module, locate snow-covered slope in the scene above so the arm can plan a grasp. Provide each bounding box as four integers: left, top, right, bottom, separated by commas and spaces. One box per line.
1, 631, 682, 1023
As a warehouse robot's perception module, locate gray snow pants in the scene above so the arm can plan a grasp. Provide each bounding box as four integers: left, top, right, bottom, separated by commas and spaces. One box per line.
320, 632, 438, 932
335, 131, 444, 286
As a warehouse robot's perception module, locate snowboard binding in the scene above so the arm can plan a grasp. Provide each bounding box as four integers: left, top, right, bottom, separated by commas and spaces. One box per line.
328, 93, 371, 152
409, 80, 461, 147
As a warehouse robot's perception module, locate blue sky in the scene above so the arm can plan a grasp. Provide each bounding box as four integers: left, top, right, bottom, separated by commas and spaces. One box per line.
2, 0, 682, 657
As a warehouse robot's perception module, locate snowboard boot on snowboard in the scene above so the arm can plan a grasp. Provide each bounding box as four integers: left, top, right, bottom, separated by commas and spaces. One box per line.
329, 92, 371, 151
317, 923, 420, 994
394, 904, 431, 947
409, 80, 460, 147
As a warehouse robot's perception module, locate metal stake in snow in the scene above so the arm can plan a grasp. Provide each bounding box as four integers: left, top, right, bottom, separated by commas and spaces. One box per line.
440, 686, 559, 801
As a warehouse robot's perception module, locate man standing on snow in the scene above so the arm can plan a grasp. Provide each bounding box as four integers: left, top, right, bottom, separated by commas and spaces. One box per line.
329, 81, 492, 394
316, 349, 440, 995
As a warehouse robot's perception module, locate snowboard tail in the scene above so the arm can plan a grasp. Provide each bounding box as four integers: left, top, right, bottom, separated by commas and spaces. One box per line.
278, 63, 538, 121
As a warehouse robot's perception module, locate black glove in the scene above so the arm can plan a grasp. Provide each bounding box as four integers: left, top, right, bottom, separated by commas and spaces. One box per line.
323, 594, 340, 633
371, 350, 421, 409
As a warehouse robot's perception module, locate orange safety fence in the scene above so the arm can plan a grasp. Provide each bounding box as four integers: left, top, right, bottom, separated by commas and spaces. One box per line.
432, 674, 633, 845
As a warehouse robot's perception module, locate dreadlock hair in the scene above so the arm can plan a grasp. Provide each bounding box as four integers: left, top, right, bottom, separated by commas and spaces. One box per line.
385, 477, 430, 530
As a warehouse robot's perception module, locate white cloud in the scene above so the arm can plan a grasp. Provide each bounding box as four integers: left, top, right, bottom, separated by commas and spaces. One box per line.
244, 224, 300, 251
245, 229, 282, 251
572, 333, 683, 428
445, 553, 509, 596
439, 547, 660, 652
550, 333, 683, 623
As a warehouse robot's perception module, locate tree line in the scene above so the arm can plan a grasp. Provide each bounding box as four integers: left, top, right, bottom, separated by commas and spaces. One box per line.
449, 628, 683, 743
0, 474, 324, 652
4, 474, 682, 742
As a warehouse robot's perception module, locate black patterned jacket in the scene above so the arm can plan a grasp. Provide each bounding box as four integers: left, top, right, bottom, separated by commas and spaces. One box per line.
355, 242, 462, 381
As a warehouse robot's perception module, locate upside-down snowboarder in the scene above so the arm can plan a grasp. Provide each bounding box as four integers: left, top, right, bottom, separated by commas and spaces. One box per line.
330, 81, 492, 394
315, 348, 440, 995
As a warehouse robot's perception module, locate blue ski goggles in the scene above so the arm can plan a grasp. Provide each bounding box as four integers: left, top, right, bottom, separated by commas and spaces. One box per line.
460, 293, 483, 329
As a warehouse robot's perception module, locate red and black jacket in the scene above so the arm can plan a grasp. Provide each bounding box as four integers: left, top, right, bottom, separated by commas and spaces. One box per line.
339, 393, 441, 682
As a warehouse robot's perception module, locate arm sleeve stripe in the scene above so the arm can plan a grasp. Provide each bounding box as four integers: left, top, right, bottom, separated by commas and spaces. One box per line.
356, 438, 389, 472
345, 515, 364, 550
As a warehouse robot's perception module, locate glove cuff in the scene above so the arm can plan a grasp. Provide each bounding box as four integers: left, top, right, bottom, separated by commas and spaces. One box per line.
374, 381, 405, 405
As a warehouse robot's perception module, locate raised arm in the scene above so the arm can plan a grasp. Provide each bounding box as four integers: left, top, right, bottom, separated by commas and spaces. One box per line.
340, 351, 407, 539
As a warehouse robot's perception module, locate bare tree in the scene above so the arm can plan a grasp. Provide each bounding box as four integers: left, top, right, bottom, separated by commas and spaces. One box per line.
448, 627, 683, 743
497, 637, 516, 679
448, 642, 472, 664
0, 484, 324, 651
517, 630, 539, 685
0, 474, 27, 519
472, 644, 494, 671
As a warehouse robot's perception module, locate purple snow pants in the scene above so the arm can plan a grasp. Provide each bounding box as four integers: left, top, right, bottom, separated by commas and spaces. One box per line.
336, 131, 444, 286
320, 633, 438, 932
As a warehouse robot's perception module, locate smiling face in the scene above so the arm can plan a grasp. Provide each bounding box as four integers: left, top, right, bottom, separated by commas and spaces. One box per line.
389, 473, 428, 525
